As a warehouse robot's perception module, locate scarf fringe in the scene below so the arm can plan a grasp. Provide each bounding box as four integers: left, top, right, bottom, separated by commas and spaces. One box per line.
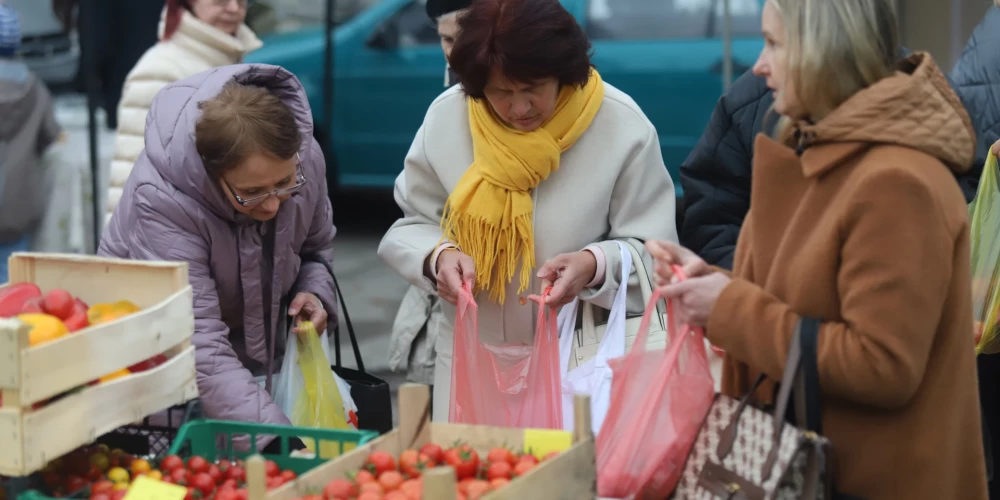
442, 205, 534, 304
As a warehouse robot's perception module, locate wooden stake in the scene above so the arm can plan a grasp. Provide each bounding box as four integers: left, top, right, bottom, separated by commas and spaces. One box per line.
422, 466, 457, 500
246, 454, 267, 500
398, 383, 431, 450
572, 394, 593, 444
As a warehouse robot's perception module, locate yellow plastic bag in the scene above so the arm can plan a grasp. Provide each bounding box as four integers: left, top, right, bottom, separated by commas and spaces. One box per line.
971, 153, 1000, 354
291, 321, 352, 457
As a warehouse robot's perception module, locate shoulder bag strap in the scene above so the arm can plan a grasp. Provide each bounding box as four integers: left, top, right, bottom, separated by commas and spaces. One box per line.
301, 252, 366, 373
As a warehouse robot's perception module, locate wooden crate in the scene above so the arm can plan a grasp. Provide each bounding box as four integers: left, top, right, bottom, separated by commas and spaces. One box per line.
0, 253, 198, 477
259, 384, 597, 500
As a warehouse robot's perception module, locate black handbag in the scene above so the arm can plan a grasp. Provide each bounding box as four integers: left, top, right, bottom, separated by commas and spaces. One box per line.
300, 251, 394, 434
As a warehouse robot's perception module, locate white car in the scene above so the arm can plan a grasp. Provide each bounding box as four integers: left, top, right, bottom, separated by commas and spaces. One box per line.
5, 0, 79, 85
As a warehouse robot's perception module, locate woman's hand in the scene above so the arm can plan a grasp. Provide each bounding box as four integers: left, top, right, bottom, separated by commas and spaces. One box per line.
661, 272, 732, 327
289, 292, 327, 334
646, 240, 711, 286
437, 249, 476, 305
536, 251, 597, 307
991, 139, 1000, 157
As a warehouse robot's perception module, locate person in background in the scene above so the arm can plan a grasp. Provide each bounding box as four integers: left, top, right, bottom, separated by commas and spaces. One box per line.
104, 0, 261, 227
99, 65, 336, 452
952, 1, 1000, 496
379, 0, 677, 421
387, 0, 473, 408
651, 0, 986, 497
0, 3, 61, 282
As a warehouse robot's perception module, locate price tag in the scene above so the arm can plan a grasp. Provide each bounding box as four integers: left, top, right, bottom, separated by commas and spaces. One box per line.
123, 475, 188, 500
523, 428, 572, 459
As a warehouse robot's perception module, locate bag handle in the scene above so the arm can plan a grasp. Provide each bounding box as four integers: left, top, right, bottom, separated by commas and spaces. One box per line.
580, 241, 666, 336
301, 252, 366, 373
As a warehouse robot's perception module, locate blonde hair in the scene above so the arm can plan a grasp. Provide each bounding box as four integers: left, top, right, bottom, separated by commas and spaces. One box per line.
769, 0, 899, 139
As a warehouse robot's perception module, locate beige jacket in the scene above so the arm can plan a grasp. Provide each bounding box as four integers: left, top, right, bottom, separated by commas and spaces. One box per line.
105, 10, 262, 223
378, 82, 678, 349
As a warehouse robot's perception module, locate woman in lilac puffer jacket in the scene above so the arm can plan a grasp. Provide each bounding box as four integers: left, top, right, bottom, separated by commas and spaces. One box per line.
99, 64, 336, 451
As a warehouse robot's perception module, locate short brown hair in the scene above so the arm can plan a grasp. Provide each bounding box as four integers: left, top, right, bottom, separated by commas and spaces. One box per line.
448, 0, 592, 99
195, 81, 302, 178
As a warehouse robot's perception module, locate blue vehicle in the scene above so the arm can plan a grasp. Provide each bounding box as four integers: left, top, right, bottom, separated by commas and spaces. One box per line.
247, 0, 765, 194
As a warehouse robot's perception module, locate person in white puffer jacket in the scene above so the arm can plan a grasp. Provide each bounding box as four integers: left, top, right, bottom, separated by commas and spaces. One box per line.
105, 0, 261, 225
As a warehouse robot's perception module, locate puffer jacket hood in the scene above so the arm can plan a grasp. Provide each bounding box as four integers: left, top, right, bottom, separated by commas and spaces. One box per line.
797, 52, 975, 175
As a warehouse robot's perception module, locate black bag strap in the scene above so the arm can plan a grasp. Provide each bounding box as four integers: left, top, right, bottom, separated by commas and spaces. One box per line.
798, 316, 823, 433
301, 252, 366, 373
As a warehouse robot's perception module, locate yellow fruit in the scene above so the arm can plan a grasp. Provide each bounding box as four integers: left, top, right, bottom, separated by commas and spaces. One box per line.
131, 458, 152, 477
87, 301, 141, 326
147, 470, 162, 481
107, 467, 130, 484
18, 313, 68, 347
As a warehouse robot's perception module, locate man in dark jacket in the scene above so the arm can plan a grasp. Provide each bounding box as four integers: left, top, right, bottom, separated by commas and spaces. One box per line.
426, 0, 471, 87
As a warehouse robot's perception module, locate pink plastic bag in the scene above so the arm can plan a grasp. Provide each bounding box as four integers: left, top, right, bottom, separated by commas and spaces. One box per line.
449, 284, 563, 429
596, 268, 715, 499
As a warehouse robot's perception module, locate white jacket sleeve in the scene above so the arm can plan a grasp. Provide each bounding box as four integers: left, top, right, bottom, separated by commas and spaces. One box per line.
378, 124, 448, 294
578, 125, 679, 313
106, 60, 183, 219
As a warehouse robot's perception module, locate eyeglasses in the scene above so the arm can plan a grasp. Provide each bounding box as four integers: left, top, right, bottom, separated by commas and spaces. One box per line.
211, 0, 249, 8
223, 156, 306, 207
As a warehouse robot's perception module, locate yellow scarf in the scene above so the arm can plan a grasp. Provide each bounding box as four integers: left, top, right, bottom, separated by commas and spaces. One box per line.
441, 69, 605, 303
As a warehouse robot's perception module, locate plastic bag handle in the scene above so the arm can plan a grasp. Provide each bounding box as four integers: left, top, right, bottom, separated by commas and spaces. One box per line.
625, 264, 689, 360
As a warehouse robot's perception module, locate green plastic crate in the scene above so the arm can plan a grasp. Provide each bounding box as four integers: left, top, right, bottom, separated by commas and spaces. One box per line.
168, 419, 378, 475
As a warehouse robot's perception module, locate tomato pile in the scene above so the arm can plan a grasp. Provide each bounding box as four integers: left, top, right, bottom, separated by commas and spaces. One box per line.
35, 444, 299, 500
296, 443, 559, 500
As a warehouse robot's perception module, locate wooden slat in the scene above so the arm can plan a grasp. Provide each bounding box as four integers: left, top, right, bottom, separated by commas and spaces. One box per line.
0, 319, 28, 390
0, 408, 24, 475
15, 287, 194, 405
3, 346, 198, 476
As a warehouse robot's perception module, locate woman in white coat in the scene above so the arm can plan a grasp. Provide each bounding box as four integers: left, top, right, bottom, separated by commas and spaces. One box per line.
105, 0, 261, 223
378, 0, 678, 421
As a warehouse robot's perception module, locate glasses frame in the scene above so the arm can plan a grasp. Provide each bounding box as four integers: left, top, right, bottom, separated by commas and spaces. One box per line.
223, 154, 306, 208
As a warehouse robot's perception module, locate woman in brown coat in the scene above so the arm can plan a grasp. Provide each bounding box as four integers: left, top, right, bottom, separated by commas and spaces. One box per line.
649, 0, 988, 498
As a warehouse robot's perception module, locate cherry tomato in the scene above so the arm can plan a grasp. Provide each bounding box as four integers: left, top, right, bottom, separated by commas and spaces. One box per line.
464, 480, 491, 500
365, 451, 396, 476
419, 443, 444, 464
514, 461, 535, 477
160, 455, 184, 472
191, 472, 215, 497
215, 490, 240, 500
399, 449, 432, 478
187, 456, 209, 474
92, 480, 116, 495
63, 475, 88, 493
170, 467, 189, 484
90, 494, 112, 500
487, 447, 516, 466
378, 470, 405, 491
266, 476, 286, 490
207, 464, 223, 484
225, 465, 246, 483
323, 478, 358, 499
359, 481, 384, 496
400, 479, 423, 499
491, 478, 510, 490
487, 461, 512, 481
517, 454, 539, 466
443, 445, 480, 481
221, 478, 238, 490
111, 491, 128, 500
354, 469, 377, 484
280, 469, 297, 482
385, 491, 410, 500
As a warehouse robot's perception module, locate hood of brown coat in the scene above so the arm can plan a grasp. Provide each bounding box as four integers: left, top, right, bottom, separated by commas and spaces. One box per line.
797, 52, 975, 175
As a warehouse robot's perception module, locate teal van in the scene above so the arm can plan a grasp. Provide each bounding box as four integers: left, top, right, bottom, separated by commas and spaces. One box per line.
247, 0, 765, 194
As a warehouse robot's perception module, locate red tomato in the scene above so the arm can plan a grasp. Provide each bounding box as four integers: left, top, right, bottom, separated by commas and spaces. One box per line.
165, 454, 186, 471
170, 467, 189, 484
266, 476, 285, 490
353, 469, 377, 484
517, 454, 539, 466
187, 456, 209, 474
323, 478, 358, 499
91, 480, 115, 495
217, 459, 233, 472
20, 297, 45, 314
378, 470, 404, 491
184, 487, 196, 500
63, 475, 88, 493
542, 451, 560, 461
43, 289, 74, 320
190, 472, 215, 497
486, 461, 512, 481
419, 443, 444, 464
264, 460, 280, 477
90, 494, 112, 500
490, 478, 510, 490
225, 465, 246, 483
514, 461, 535, 477
111, 491, 127, 500
464, 480, 491, 500
280, 469, 297, 482
359, 482, 384, 495
357, 493, 382, 500
365, 451, 397, 476
215, 490, 240, 500
207, 464, 223, 484
221, 478, 238, 490
399, 449, 432, 478
486, 447, 516, 466
385, 492, 410, 500
87, 463, 104, 481
443, 445, 480, 481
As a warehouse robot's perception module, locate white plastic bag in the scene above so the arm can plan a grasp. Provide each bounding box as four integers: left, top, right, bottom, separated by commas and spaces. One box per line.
559, 241, 632, 435
274, 329, 358, 428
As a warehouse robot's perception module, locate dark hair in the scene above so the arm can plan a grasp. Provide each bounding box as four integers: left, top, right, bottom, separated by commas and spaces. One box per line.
448, 0, 592, 99
195, 81, 302, 178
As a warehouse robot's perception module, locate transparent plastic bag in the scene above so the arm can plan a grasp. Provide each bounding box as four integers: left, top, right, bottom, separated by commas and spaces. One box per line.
277, 322, 358, 458
972, 153, 1000, 354
596, 269, 715, 499
449, 283, 563, 428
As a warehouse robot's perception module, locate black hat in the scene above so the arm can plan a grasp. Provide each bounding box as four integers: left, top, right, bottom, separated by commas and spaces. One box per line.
426, 0, 473, 20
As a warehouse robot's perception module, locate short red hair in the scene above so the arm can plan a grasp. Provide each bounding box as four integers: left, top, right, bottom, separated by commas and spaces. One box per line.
448, 0, 592, 99
163, 0, 188, 41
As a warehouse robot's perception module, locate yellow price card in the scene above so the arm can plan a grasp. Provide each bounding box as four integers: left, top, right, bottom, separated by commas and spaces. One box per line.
123, 475, 188, 500
523, 428, 573, 459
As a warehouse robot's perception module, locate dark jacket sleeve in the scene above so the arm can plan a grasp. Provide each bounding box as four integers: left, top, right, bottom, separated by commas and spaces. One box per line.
949, 7, 1000, 202
679, 70, 775, 270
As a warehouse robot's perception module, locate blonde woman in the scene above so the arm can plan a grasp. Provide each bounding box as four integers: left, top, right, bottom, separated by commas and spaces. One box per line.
105, 0, 262, 226
648, 0, 987, 498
